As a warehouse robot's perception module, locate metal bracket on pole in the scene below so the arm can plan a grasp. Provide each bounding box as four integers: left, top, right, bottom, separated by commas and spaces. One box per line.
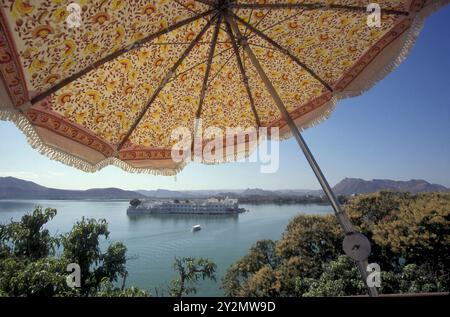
224, 13, 378, 297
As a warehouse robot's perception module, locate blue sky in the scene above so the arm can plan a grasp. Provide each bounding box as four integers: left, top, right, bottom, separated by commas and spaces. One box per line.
0, 6, 449, 191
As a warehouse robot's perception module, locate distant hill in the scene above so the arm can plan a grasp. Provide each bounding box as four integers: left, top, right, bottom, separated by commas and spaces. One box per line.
0, 176, 447, 200
0, 177, 146, 200
331, 178, 448, 196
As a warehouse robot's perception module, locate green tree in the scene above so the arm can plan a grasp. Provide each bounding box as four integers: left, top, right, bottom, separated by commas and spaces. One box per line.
129, 199, 141, 207
61, 217, 129, 295
0, 207, 147, 297
7, 207, 57, 260
169, 257, 216, 297
222, 192, 450, 297
302, 255, 365, 297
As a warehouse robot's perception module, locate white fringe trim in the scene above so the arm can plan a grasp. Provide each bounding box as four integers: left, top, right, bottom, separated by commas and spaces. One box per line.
0, 1, 448, 174
0, 110, 186, 176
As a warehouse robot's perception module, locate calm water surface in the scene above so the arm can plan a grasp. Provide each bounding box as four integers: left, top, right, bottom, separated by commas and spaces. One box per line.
0, 200, 332, 296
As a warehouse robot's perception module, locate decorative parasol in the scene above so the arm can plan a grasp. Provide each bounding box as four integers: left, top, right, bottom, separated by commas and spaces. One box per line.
0, 0, 448, 296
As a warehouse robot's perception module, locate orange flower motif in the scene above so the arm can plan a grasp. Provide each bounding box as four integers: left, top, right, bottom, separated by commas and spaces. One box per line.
123, 85, 134, 95
255, 11, 264, 19
93, 13, 109, 25
154, 57, 164, 67
32, 25, 53, 39
185, 31, 196, 42
44, 74, 60, 85
57, 93, 72, 105
142, 4, 156, 15
94, 114, 105, 124
288, 21, 299, 30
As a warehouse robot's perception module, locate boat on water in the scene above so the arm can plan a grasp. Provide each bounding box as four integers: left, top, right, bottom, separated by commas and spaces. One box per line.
192, 224, 201, 232
127, 197, 247, 215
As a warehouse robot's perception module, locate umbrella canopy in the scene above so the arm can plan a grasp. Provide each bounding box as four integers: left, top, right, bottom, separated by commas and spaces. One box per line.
0, 0, 447, 174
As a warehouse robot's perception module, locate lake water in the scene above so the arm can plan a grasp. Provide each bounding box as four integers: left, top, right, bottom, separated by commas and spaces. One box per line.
0, 200, 332, 296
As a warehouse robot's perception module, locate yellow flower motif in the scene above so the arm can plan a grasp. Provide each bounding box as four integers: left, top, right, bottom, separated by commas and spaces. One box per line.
342, 59, 353, 68
53, 7, 68, 23
114, 27, 125, 45
129, 70, 138, 82
118, 58, 132, 73
62, 59, 74, 71
86, 90, 100, 103
12, 0, 33, 17
348, 26, 360, 38
370, 29, 383, 39
29, 59, 46, 73
143, 84, 153, 96
112, 0, 125, 10
99, 100, 107, 111
84, 43, 100, 55
138, 49, 150, 65
63, 106, 73, 117
63, 40, 76, 58
315, 47, 328, 57
133, 32, 145, 42
106, 80, 118, 92
319, 12, 332, 26
340, 17, 352, 28
151, 110, 161, 120
75, 111, 87, 124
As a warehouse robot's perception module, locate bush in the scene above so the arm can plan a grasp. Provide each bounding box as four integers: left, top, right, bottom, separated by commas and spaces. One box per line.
222, 192, 450, 296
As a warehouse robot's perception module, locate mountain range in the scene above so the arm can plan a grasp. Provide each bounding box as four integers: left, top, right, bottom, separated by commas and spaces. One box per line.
0, 177, 147, 200
0, 176, 447, 200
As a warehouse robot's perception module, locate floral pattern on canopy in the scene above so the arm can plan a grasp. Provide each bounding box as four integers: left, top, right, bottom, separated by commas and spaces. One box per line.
0, 0, 448, 174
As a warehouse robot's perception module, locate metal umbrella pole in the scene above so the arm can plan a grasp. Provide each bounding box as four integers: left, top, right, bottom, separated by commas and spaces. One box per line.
225, 14, 378, 297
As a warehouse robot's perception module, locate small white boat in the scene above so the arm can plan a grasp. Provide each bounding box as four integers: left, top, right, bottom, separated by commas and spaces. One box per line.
192, 224, 201, 232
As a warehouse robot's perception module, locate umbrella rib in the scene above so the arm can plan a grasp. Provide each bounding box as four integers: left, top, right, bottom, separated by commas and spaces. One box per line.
226, 13, 378, 297
224, 18, 261, 127
232, 13, 333, 92
174, 0, 229, 35
195, 15, 222, 118
229, 3, 408, 16
194, 0, 216, 7
30, 9, 214, 105
168, 46, 233, 84
243, 7, 255, 37
116, 14, 218, 151
207, 50, 235, 85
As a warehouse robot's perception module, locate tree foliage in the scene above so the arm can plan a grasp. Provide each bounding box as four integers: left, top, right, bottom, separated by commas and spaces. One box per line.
169, 256, 216, 297
0, 207, 147, 297
222, 192, 450, 296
